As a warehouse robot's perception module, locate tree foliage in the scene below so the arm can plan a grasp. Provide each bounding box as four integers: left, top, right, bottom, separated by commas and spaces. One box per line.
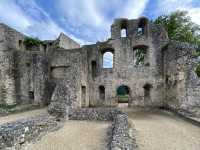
154, 11, 200, 50
23, 37, 44, 47
196, 64, 200, 78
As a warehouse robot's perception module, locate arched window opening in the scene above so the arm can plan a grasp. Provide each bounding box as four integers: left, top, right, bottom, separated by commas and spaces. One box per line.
143, 84, 152, 100
121, 28, 127, 37
133, 45, 148, 66
120, 20, 128, 38
99, 85, 105, 100
91, 61, 97, 78
103, 52, 113, 68
137, 18, 148, 36
117, 85, 130, 103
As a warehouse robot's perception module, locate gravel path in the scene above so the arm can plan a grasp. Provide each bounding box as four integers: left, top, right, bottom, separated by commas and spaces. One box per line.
0, 108, 47, 125
124, 108, 200, 150
22, 121, 110, 150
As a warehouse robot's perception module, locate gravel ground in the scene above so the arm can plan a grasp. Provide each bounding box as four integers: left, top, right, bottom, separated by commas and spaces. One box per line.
22, 121, 110, 150
0, 108, 47, 125
124, 108, 200, 150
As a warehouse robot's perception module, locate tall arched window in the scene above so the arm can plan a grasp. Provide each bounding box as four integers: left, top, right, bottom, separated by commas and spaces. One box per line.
137, 18, 148, 36
103, 52, 113, 68
121, 28, 127, 37
133, 45, 148, 66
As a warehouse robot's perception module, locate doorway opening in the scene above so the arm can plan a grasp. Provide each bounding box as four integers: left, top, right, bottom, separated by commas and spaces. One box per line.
116, 85, 130, 107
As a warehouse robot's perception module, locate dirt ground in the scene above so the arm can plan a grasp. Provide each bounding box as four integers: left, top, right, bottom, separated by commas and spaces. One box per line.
124, 108, 200, 150
1, 106, 199, 150
22, 121, 111, 150
0, 108, 47, 125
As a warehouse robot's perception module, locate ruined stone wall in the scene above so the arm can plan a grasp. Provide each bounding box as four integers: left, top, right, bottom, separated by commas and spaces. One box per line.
49, 48, 89, 109
0, 51, 16, 105
0, 24, 25, 106
86, 19, 167, 107
56, 33, 80, 49
163, 41, 200, 116
0, 23, 24, 51
13, 51, 49, 106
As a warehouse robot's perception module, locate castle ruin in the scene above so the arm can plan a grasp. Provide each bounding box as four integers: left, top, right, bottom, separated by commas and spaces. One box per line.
0, 17, 200, 118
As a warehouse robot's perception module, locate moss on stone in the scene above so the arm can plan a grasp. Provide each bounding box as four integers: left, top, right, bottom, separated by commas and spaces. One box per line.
0, 82, 7, 105
195, 64, 200, 77
192, 51, 200, 58
23, 37, 44, 47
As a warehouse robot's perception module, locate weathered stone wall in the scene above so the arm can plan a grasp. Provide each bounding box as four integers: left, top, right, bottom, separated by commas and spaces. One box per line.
86, 19, 166, 107
68, 108, 136, 150
0, 23, 24, 51
56, 33, 80, 49
13, 51, 49, 106
163, 41, 200, 117
0, 17, 199, 115
0, 51, 16, 105
69, 107, 123, 121
110, 114, 136, 150
0, 115, 58, 149
49, 48, 89, 109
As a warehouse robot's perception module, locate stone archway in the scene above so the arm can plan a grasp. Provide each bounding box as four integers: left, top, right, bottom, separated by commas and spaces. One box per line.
116, 85, 130, 105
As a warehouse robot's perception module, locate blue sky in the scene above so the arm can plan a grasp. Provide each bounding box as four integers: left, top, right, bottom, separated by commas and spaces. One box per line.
0, 0, 200, 45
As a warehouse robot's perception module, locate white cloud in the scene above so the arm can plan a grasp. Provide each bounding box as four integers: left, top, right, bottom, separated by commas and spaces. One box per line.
118, 0, 149, 19
0, 0, 85, 44
0, 0, 149, 44
56, 0, 149, 43
0, 0, 31, 31
157, 0, 200, 25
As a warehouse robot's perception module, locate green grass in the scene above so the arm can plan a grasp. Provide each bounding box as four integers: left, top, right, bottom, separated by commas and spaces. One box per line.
117, 95, 129, 103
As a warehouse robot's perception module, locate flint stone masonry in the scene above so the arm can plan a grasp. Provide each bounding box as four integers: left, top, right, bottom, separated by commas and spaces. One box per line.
0, 107, 136, 150
68, 107, 136, 150
69, 107, 124, 121
0, 115, 59, 149
110, 114, 136, 150
56, 33, 80, 49
0, 17, 199, 118
48, 80, 77, 118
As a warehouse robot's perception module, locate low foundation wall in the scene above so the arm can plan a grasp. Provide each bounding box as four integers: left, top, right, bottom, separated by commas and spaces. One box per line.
0, 108, 137, 150
0, 115, 59, 149
69, 107, 123, 121
69, 107, 136, 150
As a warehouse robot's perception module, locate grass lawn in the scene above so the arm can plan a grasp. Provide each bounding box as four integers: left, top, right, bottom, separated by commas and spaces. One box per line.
117, 95, 129, 103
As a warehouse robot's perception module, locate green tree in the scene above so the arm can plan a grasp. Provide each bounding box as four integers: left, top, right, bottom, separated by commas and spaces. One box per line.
154, 11, 200, 50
